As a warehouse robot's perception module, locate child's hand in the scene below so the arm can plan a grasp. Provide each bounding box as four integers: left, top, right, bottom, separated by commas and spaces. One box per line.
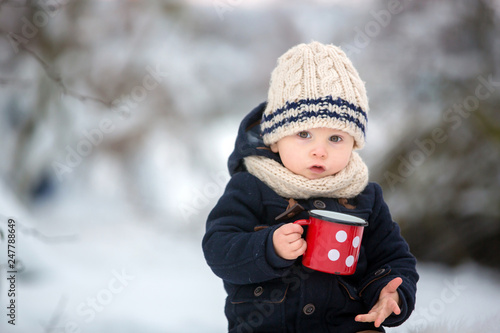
273, 223, 307, 260
355, 277, 403, 328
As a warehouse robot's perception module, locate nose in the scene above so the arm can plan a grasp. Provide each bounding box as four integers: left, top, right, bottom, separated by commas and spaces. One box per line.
310, 143, 327, 159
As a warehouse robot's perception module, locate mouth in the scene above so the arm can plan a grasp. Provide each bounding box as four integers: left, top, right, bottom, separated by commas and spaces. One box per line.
309, 165, 326, 174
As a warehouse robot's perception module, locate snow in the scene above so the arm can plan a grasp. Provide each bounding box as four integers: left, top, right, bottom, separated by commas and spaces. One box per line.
0, 184, 227, 332
388, 263, 500, 332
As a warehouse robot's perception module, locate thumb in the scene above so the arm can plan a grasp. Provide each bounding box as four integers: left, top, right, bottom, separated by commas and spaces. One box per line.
384, 277, 403, 294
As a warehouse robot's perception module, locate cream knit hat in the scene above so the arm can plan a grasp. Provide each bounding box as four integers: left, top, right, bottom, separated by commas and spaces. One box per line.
261, 41, 369, 149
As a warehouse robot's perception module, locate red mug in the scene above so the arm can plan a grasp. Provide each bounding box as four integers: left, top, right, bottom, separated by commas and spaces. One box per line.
294, 210, 368, 275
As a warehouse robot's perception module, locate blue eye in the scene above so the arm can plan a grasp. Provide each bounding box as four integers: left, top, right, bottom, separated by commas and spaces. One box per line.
330, 135, 342, 142
298, 131, 311, 139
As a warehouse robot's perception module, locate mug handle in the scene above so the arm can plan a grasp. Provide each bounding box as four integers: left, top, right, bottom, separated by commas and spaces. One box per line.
294, 219, 311, 226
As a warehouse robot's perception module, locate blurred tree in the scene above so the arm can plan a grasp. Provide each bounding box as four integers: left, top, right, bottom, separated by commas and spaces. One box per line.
372, 0, 500, 269
2, 0, 498, 258
0, 1, 186, 206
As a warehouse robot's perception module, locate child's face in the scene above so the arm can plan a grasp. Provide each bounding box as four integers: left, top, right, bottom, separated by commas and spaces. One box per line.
270, 127, 354, 180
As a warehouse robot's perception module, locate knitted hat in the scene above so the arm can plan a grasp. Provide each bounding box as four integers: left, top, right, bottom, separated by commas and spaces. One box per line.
261, 41, 369, 149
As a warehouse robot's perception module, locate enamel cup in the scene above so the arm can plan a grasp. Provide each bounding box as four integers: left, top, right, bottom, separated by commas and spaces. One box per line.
294, 210, 368, 275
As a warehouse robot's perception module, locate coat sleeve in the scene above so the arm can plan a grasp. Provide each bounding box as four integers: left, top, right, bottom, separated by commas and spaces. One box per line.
358, 183, 419, 327
202, 172, 295, 285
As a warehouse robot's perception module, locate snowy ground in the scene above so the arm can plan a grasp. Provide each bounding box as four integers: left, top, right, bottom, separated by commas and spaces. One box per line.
1, 187, 500, 333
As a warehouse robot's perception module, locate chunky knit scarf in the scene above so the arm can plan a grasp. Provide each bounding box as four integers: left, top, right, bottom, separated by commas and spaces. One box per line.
244, 152, 369, 199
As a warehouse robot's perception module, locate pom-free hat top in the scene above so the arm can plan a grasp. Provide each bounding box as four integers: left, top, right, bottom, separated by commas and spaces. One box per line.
261, 41, 369, 149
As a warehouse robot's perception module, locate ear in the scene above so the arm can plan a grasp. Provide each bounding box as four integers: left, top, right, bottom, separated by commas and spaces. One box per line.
270, 143, 279, 153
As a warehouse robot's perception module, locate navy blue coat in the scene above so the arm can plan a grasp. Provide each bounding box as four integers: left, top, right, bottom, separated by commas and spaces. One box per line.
202, 103, 418, 333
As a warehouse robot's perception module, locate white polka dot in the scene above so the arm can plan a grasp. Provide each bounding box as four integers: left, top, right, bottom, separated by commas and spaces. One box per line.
328, 249, 340, 261
352, 236, 360, 248
346, 256, 355, 267
336, 230, 347, 243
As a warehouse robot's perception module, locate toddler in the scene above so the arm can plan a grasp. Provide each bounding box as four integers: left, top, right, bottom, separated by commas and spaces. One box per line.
202, 41, 418, 332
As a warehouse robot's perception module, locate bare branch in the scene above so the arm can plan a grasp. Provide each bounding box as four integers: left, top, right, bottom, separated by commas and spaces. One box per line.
19, 44, 113, 108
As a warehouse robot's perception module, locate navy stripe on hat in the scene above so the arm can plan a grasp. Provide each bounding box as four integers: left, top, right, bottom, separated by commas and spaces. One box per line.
261, 96, 367, 137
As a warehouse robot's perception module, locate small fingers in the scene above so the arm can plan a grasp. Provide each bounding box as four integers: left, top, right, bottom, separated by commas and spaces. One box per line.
273, 224, 307, 260
285, 237, 307, 255
294, 238, 307, 256
281, 223, 304, 235
374, 312, 386, 328
356, 312, 386, 328
355, 298, 401, 328
355, 311, 386, 328
392, 300, 401, 315
355, 312, 376, 324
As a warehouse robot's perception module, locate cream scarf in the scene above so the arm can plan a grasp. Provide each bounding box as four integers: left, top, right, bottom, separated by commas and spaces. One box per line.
244, 152, 369, 199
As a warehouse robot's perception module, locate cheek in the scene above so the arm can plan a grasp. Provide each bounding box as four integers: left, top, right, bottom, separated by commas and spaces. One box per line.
340, 152, 352, 167
279, 150, 302, 172
330, 148, 352, 169
279, 151, 294, 167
